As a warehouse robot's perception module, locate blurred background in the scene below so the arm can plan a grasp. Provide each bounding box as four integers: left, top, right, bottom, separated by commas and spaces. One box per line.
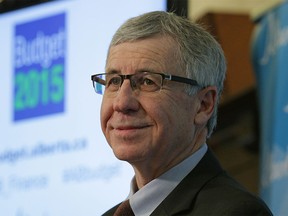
1, 0, 287, 215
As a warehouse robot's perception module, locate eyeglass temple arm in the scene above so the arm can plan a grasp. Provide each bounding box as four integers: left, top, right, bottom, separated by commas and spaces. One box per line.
165, 74, 199, 86
92, 76, 106, 85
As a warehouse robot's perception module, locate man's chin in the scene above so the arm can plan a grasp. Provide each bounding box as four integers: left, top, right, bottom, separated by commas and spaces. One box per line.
113, 149, 142, 163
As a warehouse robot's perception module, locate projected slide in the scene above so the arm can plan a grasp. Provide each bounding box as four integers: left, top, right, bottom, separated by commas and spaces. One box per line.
0, 1, 166, 215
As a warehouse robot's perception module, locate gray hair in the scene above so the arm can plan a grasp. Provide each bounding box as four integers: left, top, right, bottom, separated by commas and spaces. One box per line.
107, 11, 226, 137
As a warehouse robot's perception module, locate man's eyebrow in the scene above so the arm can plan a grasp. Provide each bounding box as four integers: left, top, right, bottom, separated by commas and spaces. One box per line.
105, 69, 119, 74
105, 68, 160, 74
136, 68, 159, 73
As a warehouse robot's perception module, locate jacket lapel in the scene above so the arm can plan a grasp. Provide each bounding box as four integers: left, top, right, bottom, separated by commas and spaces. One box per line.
150, 148, 224, 215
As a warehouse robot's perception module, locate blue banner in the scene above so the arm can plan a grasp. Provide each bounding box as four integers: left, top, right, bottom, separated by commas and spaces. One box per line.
13, 13, 66, 121
252, 2, 288, 215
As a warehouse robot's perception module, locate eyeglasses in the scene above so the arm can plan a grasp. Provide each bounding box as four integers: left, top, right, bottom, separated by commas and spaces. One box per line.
91, 71, 199, 95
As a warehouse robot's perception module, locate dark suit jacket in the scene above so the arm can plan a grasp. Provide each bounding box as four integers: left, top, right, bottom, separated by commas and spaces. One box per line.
102, 148, 273, 216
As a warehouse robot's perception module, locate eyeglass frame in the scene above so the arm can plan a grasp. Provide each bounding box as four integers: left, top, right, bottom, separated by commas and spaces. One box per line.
91, 71, 200, 95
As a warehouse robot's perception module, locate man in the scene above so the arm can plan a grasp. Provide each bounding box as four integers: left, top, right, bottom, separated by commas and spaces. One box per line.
91, 11, 273, 216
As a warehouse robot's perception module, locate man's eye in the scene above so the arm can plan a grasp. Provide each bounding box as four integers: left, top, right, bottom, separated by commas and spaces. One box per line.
143, 78, 156, 86
107, 77, 121, 86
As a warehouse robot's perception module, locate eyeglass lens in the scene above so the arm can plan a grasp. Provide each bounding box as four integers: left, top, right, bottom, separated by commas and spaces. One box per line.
93, 72, 163, 95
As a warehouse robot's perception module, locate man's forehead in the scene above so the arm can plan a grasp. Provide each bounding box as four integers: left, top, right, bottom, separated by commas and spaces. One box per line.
106, 37, 181, 73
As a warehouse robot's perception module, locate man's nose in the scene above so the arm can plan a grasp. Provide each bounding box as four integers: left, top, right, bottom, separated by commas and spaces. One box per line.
121, 76, 137, 91
113, 79, 140, 113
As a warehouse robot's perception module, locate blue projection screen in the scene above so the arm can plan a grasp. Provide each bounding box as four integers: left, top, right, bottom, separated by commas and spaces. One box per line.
0, 1, 166, 215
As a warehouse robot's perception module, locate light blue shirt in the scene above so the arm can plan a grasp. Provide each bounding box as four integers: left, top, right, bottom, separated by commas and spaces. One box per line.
128, 144, 208, 216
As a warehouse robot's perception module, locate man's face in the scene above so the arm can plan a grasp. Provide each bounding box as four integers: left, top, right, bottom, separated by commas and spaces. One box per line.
101, 36, 201, 173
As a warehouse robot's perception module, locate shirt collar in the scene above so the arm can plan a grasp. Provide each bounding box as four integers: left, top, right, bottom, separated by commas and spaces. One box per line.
128, 144, 208, 216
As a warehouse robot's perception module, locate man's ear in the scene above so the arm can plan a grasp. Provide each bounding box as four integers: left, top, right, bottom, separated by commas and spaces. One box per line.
194, 86, 217, 125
